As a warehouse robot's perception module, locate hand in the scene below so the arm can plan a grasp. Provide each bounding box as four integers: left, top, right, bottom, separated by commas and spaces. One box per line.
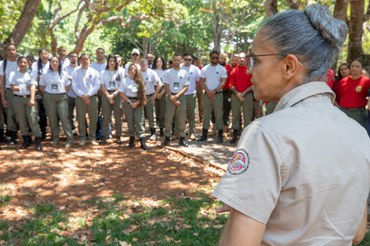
156, 93, 163, 100
130, 101, 138, 109
28, 99, 35, 107
82, 95, 91, 105
2, 99, 9, 108
207, 90, 216, 98
238, 93, 245, 102
151, 95, 156, 103
216, 204, 232, 214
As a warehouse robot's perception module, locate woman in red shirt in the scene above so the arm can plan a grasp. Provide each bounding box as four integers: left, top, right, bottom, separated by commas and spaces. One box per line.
337, 59, 370, 126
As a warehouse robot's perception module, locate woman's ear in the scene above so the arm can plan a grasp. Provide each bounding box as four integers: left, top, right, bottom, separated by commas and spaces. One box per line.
282, 54, 301, 80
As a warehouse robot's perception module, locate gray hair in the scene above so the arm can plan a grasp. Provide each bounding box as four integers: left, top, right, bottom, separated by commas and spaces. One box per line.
259, 4, 348, 81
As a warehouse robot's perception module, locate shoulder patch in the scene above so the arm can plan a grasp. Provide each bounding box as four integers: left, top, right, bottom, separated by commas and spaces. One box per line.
227, 149, 250, 175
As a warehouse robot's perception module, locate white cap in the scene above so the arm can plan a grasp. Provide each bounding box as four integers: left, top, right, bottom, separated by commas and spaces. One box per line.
131, 48, 140, 55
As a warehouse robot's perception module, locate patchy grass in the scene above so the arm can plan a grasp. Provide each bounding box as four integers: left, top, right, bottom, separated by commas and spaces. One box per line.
0, 192, 227, 245
358, 231, 370, 246
0, 195, 12, 207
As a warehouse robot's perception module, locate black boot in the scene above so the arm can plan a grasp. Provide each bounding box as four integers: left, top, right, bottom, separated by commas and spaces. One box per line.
116, 136, 121, 144
128, 136, 135, 148
217, 129, 223, 144
35, 137, 43, 151
198, 129, 208, 142
0, 129, 5, 143
160, 128, 164, 137
179, 137, 188, 147
140, 137, 148, 150
20, 136, 32, 149
150, 128, 155, 136
8, 131, 17, 146
162, 136, 170, 146
230, 130, 238, 144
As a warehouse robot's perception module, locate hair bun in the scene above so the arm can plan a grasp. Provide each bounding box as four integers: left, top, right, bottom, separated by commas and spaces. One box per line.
304, 4, 348, 49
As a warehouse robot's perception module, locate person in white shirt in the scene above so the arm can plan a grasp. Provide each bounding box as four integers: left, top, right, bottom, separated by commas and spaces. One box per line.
139, 58, 162, 140
146, 53, 155, 69
181, 54, 201, 140
39, 56, 73, 148
162, 54, 189, 147
58, 46, 70, 69
100, 54, 125, 144
9, 56, 42, 151
119, 63, 148, 150
0, 43, 19, 145
198, 50, 227, 144
90, 48, 107, 73
31, 48, 50, 140
152, 56, 167, 137
72, 54, 101, 146
124, 48, 141, 77
64, 52, 79, 132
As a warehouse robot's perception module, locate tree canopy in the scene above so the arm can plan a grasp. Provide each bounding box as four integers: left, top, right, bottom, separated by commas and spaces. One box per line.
1, 0, 370, 64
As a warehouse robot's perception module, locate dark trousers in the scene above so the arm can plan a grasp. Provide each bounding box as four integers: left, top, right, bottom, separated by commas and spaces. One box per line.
37, 98, 47, 138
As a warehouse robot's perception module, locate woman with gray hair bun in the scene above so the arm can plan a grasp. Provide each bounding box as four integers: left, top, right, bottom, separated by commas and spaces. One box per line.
212, 4, 369, 245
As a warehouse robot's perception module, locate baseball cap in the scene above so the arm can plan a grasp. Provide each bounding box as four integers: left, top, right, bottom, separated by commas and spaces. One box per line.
131, 48, 140, 55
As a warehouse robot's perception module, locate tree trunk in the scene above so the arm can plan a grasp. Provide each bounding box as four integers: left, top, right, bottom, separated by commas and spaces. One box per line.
2, 0, 41, 53
211, 0, 222, 52
286, 0, 300, 9
265, 0, 278, 17
348, 0, 364, 62
333, 0, 349, 21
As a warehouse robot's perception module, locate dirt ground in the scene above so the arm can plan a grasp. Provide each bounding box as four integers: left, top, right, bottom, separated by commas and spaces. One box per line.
0, 137, 225, 223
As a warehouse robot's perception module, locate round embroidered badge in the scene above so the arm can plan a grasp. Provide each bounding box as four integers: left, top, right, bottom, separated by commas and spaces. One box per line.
227, 149, 250, 175
355, 85, 362, 92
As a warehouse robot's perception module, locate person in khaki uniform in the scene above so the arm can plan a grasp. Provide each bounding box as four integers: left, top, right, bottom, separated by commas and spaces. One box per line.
229, 52, 253, 143
198, 50, 227, 144
213, 4, 369, 245
40, 56, 74, 148
9, 56, 42, 151
0, 43, 19, 145
152, 57, 167, 136
139, 58, 162, 140
72, 54, 101, 146
100, 55, 124, 144
118, 63, 147, 150
162, 55, 189, 147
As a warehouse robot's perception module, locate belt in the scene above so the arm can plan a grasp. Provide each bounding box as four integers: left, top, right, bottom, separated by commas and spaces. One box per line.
146, 93, 154, 97
128, 97, 137, 100
47, 92, 66, 95
171, 93, 178, 96
107, 90, 116, 93
14, 94, 30, 98
6, 88, 11, 91
204, 91, 223, 95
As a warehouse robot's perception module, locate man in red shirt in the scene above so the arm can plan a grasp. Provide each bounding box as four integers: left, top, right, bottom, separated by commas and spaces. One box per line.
220, 53, 239, 131
229, 52, 253, 143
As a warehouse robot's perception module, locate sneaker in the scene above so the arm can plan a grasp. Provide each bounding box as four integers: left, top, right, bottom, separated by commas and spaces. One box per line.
90, 140, 99, 146
189, 133, 196, 140
79, 140, 86, 146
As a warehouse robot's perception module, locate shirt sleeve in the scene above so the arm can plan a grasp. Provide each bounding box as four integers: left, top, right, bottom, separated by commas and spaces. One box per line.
0, 61, 4, 76
195, 67, 201, 81
72, 70, 83, 97
88, 70, 101, 96
8, 71, 15, 85
221, 66, 227, 79
63, 72, 71, 87
163, 70, 170, 85
118, 78, 126, 93
212, 122, 282, 224
152, 70, 160, 86
200, 67, 206, 79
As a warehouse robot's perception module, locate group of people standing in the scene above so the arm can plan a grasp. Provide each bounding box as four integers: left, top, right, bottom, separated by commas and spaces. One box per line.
1, 41, 369, 151
0, 44, 259, 151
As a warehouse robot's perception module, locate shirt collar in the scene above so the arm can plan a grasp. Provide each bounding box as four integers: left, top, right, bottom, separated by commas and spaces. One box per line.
274, 81, 335, 112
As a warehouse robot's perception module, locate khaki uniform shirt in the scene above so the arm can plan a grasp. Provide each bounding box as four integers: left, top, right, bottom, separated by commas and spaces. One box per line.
213, 82, 370, 245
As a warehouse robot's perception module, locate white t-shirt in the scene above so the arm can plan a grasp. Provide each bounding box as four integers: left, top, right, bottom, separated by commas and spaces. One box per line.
72, 67, 100, 97
154, 69, 166, 83
181, 64, 201, 95
9, 70, 37, 96
91, 62, 106, 74
60, 58, 70, 69
200, 64, 227, 91
31, 61, 50, 81
0, 60, 18, 88
39, 70, 70, 94
141, 68, 160, 95
64, 65, 79, 98
100, 69, 124, 91
118, 77, 140, 98
163, 68, 189, 94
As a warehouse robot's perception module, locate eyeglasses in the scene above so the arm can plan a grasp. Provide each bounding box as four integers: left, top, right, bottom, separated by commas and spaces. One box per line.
246, 53, 281, 72
211, 56, 219, 60
184, 58, 192, 61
